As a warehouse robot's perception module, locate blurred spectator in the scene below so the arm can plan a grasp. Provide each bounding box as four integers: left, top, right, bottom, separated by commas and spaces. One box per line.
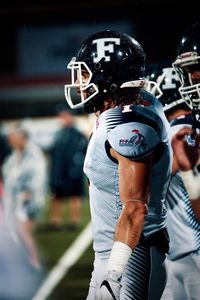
2, 122, 47, 271
47, 103, 88, 231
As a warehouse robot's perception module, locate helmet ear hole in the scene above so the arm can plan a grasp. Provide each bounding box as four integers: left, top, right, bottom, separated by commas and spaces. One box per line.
110, 83, 118, 92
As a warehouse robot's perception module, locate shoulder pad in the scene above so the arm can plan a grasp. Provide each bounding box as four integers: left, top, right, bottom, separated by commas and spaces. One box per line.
107, 122, 160, 160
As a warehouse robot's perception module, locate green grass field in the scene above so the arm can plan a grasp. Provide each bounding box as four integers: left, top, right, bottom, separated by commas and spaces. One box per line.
34, 197, 94, 300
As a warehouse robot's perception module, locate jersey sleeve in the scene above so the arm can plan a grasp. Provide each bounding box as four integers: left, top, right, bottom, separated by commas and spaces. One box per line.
107, 122, 161, 160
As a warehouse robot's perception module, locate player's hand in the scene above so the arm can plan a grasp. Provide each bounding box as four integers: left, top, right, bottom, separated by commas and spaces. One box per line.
171, 127, 200, 170
95, 271, 122, 300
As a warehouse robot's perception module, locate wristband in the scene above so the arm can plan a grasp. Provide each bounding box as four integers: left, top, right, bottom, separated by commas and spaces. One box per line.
106, 241, 132, 274
180, 169, 200, 200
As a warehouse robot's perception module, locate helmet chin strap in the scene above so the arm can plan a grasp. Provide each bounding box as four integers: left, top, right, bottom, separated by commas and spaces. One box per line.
83, 80, 118, 113
84, 95, 105, 113
83, 99, 96, 113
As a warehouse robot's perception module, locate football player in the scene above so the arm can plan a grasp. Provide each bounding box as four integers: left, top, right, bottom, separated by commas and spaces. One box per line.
64, 30, 172, 300
146, 54, 200, 299
172, 21, 200, 201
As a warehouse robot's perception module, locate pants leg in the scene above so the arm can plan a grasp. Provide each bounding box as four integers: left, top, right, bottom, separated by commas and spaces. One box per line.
185, 254, 200, 299
160, 258, 173, 300
148, 246, 167, 300
171, 254, 200, 300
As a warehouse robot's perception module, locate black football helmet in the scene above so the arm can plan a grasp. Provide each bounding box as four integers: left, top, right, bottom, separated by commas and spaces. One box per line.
172, 22, 200, 111
145, 63, 186, 112
64, 30, 146, 112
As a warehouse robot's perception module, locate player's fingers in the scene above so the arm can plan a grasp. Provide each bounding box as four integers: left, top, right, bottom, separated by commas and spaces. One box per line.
175, 127, 193, 139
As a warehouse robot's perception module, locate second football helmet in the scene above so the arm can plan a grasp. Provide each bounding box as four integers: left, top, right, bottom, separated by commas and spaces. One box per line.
172, 22, 200, 111
145, 63, 186, 112
64, 30, 146, 112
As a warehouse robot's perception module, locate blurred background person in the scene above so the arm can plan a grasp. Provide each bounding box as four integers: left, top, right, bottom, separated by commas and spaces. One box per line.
2, 122, 48, 271
47, 103, 88, 231
1, 123, 45, 300
146, 55, 200, 299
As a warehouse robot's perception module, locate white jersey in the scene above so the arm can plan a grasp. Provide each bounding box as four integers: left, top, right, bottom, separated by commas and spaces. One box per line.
166, 114, 200, 260
84, 90, 172, 259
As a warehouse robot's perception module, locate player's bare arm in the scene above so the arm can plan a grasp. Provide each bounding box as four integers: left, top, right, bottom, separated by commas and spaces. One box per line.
110, 148, 152, 250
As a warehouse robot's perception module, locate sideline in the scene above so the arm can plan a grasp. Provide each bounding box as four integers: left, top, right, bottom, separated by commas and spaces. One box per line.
32, 222, 92, 300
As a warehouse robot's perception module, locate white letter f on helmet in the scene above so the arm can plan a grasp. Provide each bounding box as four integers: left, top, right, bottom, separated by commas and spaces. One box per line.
92, 38, 120, 63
